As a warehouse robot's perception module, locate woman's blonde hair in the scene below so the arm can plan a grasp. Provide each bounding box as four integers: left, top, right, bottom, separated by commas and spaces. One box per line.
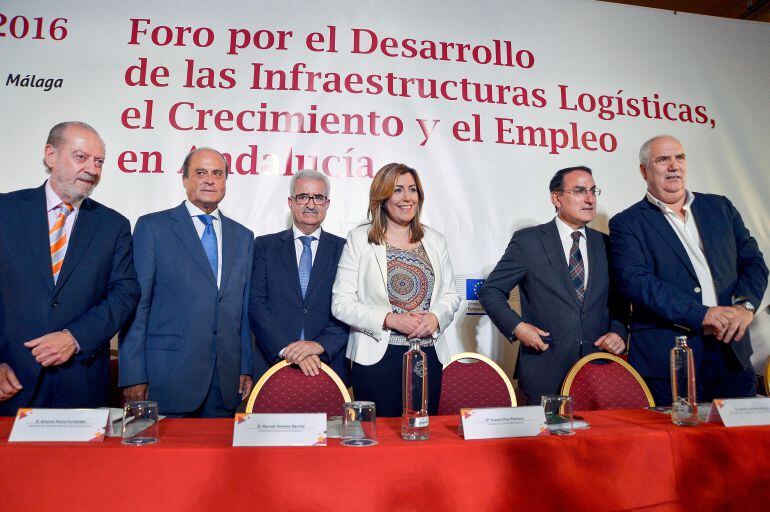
367, 163, 425, 245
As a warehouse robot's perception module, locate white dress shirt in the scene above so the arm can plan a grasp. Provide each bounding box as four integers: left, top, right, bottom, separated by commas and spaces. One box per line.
185, 200, 223, 288
292, 225, 322, 265
554, 216, 589, 286
646, 190, 717, 307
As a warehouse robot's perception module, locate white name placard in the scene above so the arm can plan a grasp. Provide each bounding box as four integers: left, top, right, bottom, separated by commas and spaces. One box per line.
8, 408, 109, 442
461, 406, 547, 440
706, 398, 770, 427
232, 413, 327, 446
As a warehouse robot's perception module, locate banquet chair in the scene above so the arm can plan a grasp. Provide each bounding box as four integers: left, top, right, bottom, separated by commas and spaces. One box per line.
561, 352, 655, 410
764, 356, 770, 396
244, 360, 351, 416
437, 352, 517, 415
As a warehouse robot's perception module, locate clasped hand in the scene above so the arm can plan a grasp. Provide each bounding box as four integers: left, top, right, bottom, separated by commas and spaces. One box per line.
385, 311, 439, 339
702, 305, 754, 343
283, 341, 325, 376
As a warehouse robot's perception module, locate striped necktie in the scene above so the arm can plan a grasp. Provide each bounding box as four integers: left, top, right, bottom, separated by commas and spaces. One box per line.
50, 202, 74, 283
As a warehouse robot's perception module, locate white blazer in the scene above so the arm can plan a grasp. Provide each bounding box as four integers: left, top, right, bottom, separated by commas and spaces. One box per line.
332, 224, 460, 365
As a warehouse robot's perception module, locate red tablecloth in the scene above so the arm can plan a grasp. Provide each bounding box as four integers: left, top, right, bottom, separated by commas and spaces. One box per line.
1, 410, 768, 511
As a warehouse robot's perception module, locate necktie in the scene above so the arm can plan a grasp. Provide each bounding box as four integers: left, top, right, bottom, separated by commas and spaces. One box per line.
298, 235, 314, 298
298, 235, 315, 340
568, 231, 585, 303
50, 202, 74, 283
197, 214, 218, 281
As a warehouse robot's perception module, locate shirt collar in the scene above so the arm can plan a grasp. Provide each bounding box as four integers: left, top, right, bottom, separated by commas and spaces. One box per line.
645, 189, 695, 215
185, 200, 220, 221
554, 215, 586, 241
45, 179, 80, 213
292, 225, 322, 240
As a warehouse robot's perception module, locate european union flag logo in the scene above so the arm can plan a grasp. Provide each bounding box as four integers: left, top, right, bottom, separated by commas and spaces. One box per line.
466, 279, 485, 300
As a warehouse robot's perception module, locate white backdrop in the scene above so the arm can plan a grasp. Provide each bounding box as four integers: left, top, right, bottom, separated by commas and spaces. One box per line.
2, 0, 769, 375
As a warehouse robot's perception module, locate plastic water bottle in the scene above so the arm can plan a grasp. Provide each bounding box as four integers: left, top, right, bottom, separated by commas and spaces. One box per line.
401, 339, 429, 440
670, 336, 698, 426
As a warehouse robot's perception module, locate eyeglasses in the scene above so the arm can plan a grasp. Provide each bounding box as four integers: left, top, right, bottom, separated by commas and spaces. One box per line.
293, 193, 328, 205
558, 187, 602, 197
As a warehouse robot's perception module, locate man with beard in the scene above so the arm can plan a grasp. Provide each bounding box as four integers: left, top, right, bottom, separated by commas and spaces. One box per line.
0, 121, 139, 415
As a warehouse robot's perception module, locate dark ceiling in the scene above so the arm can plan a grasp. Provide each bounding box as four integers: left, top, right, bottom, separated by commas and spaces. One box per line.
602, 0, 770, 22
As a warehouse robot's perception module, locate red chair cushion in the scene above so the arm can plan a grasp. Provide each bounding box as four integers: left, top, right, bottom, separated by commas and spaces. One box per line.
438, 359, 513, 415
570, 360, 649, 411
250, 366, 346, 417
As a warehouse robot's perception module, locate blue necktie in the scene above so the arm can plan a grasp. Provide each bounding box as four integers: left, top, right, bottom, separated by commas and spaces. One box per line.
298, 235, 314, 340
298, 235, 314, 297
568, 231, 585, 303
197, 214, 218, 281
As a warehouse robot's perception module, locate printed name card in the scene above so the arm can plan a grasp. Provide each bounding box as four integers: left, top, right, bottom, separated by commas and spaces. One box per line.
706, 398, 770, 427
232, 413, 327, 446
460, 406, 547, 440
8, 408, 109, 442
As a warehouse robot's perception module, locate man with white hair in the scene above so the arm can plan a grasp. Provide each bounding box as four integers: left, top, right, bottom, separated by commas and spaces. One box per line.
609, 135, 767, 406
0, 121, 139, 415
249, 170, 349, 382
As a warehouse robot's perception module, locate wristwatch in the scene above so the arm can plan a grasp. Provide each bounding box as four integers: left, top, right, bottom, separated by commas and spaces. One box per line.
736, 301, 756, 314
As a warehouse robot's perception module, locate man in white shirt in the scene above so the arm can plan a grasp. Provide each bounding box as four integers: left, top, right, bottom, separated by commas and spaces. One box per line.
609, 135, 768, 405
480, 166, 627, 405
119, 148, 255, 417
249, 170, 349, 382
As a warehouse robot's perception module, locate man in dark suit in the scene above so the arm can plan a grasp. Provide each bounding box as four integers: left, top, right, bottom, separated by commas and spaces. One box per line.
609, 135, 767, 406
249, 170, 349, 382
0, 121, 140, 415
479, 166, 627, 405
119, 148, 254, 417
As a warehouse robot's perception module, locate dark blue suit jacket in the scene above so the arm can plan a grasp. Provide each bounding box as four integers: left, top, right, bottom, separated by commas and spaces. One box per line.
609, 193, 768, 378
119, 202, 254, 414
0, 184, 140, 415
479, 220, 628, 403
249, 229, 349, 382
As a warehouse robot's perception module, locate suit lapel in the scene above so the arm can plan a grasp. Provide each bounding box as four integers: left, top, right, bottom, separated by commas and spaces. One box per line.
640, 200, 698, 281
19, 185, 55, 293
170, 202, 217, 288
584, 228, 606, 305
690, 195, 719, 267
280, 229, 304, 301
218, 213, 236, 292
304, 230, 331, 301
540, 220, 582, 308
420, 232, 443, 307
372, 241, 388, 290
54, 198, 103, 294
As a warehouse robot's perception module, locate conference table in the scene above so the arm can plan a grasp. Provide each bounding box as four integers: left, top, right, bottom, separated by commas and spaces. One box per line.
1, 409, 768, 511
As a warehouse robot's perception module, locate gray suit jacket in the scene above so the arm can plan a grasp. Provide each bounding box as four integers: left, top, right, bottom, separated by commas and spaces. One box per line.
478, 220, 628, 403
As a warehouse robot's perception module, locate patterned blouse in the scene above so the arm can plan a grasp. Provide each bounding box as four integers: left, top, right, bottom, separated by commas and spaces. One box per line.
386, 242, 435, 347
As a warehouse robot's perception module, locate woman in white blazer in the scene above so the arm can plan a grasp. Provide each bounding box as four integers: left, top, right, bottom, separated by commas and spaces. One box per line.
332, 163, 460, 416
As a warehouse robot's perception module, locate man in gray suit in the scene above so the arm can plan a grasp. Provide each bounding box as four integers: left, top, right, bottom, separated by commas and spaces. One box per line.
479, 166, 627, 405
